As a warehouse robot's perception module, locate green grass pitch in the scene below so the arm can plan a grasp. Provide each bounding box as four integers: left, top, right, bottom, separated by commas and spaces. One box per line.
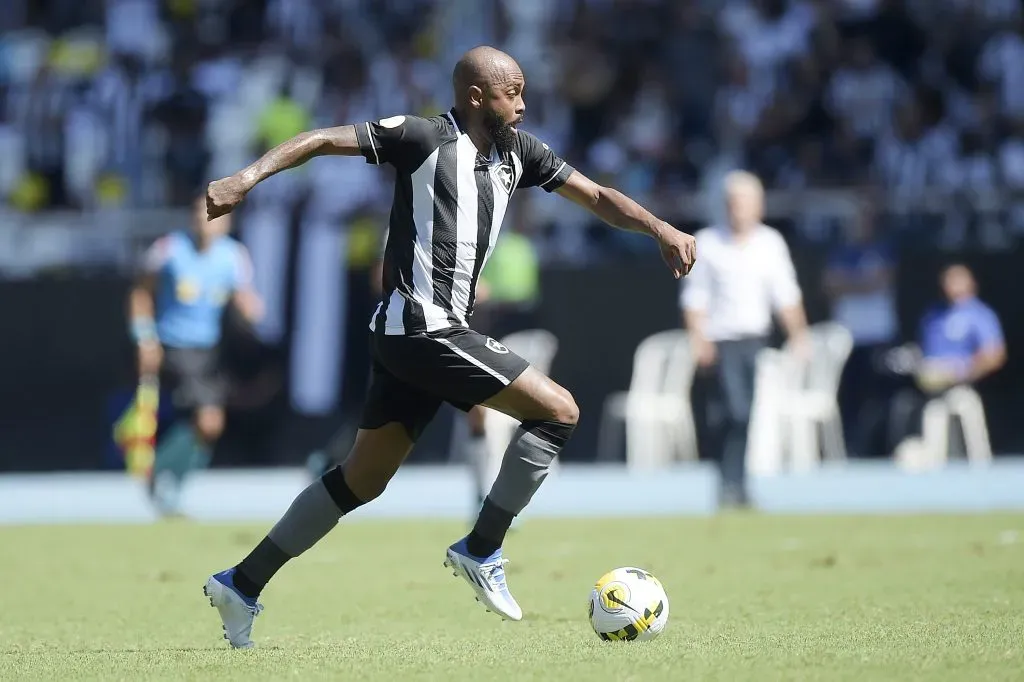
1, 514, 1022, 681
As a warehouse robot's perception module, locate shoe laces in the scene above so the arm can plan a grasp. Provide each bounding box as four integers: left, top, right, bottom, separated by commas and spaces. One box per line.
479, 557, 509, 591
234, 595, 264, 618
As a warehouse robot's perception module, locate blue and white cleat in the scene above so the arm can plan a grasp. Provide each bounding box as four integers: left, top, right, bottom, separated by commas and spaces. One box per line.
203, 568, 263, 649
444, 538, 523, 621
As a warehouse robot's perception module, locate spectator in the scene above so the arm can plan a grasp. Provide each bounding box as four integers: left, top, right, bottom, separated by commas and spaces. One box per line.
681, 171, 809, 508
824, 197, 899, 456
826, 36, 905, 142
888, 264, 1006, 451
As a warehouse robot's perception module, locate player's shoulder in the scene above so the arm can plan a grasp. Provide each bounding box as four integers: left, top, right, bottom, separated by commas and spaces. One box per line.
968, 298, 1000, 319
512, 128, 549, 157
143, 231, 186, 270
693, 225, 727, 245
381, 112, 454, 140
161, 230, 191, 254
218, 235, 248, 258
755, 224, 790, 249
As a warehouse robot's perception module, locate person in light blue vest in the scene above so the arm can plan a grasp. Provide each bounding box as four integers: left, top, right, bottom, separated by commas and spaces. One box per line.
129, 195, 263, 515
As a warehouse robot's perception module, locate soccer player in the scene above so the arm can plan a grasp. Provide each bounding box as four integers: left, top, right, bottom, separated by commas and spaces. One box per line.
129, 195, 262, 516
202, 46, 696, 648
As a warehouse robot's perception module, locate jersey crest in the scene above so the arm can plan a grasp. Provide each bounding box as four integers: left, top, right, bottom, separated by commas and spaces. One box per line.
496, 164, 515, 194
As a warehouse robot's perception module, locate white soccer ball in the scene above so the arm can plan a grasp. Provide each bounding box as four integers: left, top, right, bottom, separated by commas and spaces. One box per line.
588, 566, 670, 642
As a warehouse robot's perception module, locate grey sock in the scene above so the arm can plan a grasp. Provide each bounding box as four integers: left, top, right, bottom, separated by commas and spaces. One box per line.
235, 469, 364, 597
467, 420, 575, 556
267, 479, 344, 557
486, 421, 573, 516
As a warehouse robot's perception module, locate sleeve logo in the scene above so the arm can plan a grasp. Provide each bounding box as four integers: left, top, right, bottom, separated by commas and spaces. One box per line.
485, 337, 509, 354
378, 115, 406, 129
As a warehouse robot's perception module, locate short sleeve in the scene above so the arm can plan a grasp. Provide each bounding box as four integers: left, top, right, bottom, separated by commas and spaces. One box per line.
354, 115, 443, 171
141, 236, 172, 274
973, 305, 1005, 350
680, 229, 712, 312
515, 131, 575, 192
233, 244, 255, 291
768, 232, 802, 310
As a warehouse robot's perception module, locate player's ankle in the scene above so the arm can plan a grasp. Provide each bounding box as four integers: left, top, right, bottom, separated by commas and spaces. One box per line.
231, 567, 262, 600
466, 497, 515, 557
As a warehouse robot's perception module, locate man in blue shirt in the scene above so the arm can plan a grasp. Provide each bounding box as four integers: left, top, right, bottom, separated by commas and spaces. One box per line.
889, 264, 1006, 449
129, 195, 262, 515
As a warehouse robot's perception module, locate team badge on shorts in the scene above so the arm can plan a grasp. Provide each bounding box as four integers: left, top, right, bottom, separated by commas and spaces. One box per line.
485, 337, 509, 354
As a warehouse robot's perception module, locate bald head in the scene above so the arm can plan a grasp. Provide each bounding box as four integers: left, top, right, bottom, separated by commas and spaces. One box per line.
452, 46, 523, 105
451, 46, 526, 154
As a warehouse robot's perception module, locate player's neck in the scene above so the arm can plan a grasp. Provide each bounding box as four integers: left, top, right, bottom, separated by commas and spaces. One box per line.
190, 231, 215, 252
467, 128, 493, 158
453, 106, 494, 157
728, 223, 758, 243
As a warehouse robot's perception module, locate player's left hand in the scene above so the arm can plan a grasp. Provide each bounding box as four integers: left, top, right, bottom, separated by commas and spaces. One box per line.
656, 224, 697, 279
207, 175, 248, 220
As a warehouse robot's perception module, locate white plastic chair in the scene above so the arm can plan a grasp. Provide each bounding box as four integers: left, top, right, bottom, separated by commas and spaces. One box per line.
747, 322, 853, 475
479, 330, 560, 489
596, 330, 698, 469
898, 386, 993, 470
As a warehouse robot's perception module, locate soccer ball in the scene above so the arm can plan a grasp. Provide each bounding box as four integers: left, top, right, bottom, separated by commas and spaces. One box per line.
588, 566, 670, 642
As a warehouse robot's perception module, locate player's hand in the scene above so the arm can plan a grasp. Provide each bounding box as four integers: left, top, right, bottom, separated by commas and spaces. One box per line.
233, 289, 265, 323
137, 340, 163, 377
788, 332, 812, 363
692, 336, 717, 368
656, 225, 697, 279
206, 175, 248, 220
916, 360, 959, 395
476, 280, 492, 304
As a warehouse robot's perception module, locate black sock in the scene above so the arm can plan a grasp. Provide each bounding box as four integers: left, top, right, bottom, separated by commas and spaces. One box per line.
466, 497, 515, 558
234, 536, 290, 599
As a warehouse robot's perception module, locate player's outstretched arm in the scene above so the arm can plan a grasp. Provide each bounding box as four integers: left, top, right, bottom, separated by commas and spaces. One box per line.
555, 170, 696, 279
207, 125, 361, 219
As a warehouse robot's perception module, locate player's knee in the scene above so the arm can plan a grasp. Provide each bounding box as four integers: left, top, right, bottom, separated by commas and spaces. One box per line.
548, 387, 579, 426
339, 467, 389, 502
194, 407, 225, 443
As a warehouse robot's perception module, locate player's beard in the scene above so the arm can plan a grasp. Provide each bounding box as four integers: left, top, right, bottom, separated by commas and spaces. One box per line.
484, 109, 518, 154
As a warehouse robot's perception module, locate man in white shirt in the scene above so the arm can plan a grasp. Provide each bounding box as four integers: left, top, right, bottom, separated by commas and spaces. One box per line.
681, 171, 809, 507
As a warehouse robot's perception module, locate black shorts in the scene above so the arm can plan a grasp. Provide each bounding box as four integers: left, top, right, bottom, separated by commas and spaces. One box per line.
161, 346, 226, 410
360, 327, 530, 440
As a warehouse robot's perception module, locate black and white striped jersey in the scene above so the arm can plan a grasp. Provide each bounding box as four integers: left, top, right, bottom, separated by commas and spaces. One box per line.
356, 107, 574, 336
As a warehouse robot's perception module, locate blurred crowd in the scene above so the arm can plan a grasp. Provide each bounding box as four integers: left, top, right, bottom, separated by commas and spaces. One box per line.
2, 0, 1023, 221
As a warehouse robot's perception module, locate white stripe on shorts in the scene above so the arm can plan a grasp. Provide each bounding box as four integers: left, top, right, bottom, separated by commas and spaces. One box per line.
433, 337, 511, 386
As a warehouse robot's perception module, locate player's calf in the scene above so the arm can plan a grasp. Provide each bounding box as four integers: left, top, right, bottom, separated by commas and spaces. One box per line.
464, 418, 576, 557
206, 423, 414, 647
446, 370, 578, 619
229, 464, 368, 601
466, 368, 578, 555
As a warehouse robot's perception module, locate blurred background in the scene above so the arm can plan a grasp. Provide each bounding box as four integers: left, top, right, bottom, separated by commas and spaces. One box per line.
2, 0, 1024, 519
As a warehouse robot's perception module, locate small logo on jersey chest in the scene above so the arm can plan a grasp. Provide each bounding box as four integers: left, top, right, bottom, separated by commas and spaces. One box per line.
495, 164, 515, 194
485, 337, 509, 354
176, 278, 200, 304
